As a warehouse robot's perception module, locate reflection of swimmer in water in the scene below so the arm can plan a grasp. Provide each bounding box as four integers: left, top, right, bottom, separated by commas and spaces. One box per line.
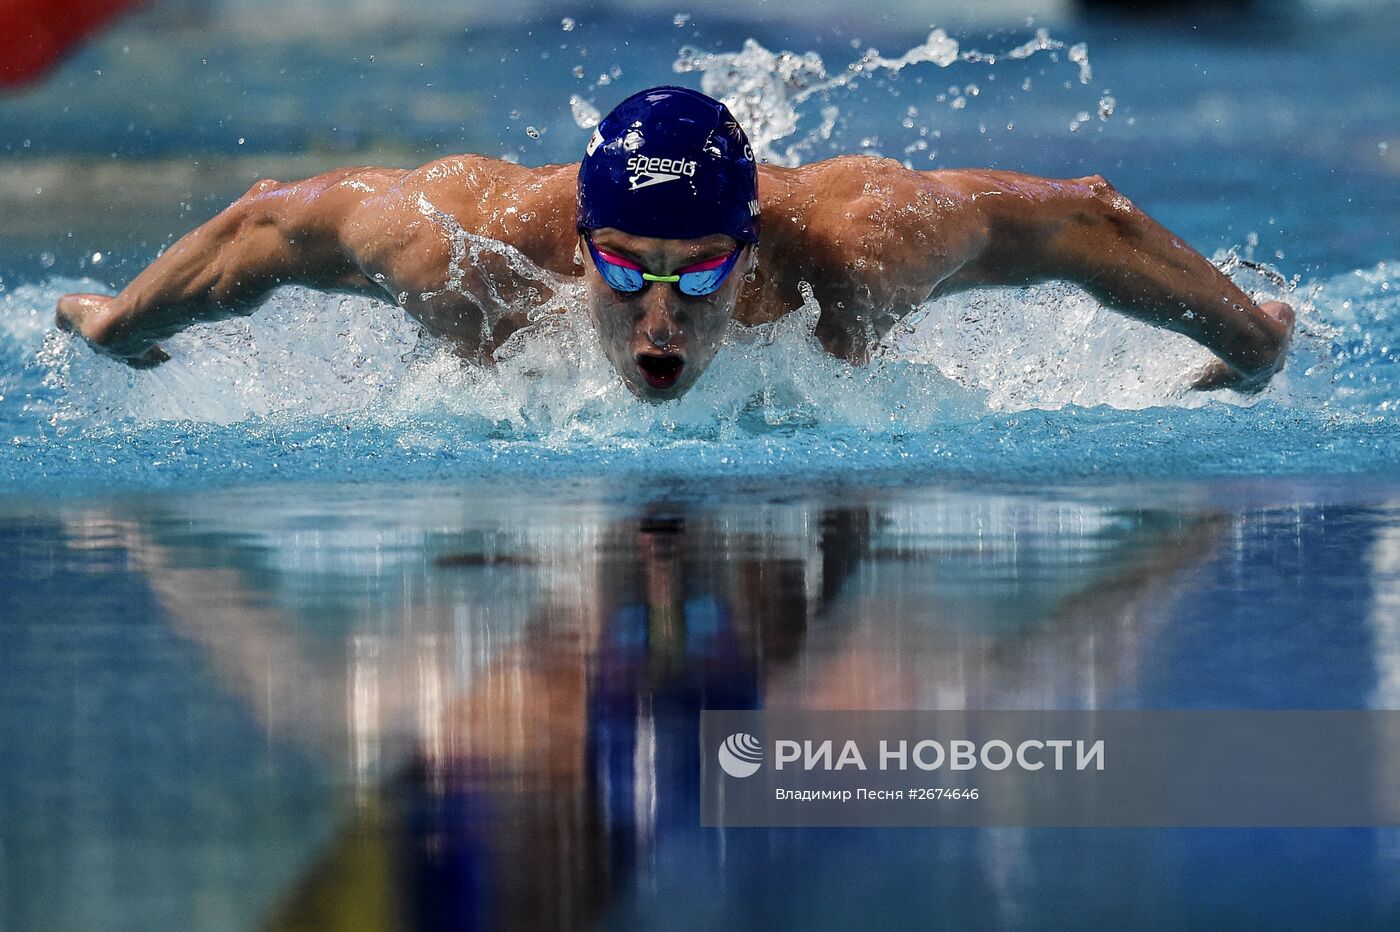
56, 86, 1293, 400
62, 496, 1226, 929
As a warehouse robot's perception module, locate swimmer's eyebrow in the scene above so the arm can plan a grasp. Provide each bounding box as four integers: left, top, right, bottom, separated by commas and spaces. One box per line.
677, 251, 736, 273
596, 240, 649, 263
594, 239, 733, 273
687, 244, 737, 263
590, 239, 652, 268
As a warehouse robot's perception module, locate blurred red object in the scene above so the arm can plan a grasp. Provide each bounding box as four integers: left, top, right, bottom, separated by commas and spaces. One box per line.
0, 0, 143, 88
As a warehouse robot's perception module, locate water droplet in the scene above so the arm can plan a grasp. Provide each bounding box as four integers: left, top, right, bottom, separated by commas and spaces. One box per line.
237, 137, 246, 145
1069, 42, 1092, 83
525, 126, 540, 139
950, 96, 967, 110
560, 16, 575, 31
673, 13, 690, 26
39, 252, 55, 268
569, 95, 600, 128
1097, 94, 1116, 120
91, 252, 104, 265
572, 65, 585, 78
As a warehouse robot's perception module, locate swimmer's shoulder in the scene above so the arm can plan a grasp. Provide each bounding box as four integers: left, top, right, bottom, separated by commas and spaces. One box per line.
750, 156, 981, 319
337, 156, 579, 275
758, 156, 982, 265
759, 155, 900, 198
394, 156, 577, 205
756, 157, 912, 265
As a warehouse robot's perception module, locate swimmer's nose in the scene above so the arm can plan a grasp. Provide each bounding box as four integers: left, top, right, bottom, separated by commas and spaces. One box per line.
644, 322, 672, 349
640, 291, 676, 349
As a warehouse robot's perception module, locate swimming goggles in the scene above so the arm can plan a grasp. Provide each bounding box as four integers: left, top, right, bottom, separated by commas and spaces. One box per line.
585, 235, 742, 297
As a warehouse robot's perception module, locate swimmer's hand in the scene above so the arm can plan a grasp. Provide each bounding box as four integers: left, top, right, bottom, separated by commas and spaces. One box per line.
1189, 300, 1295, 393
56, 294, 171, 369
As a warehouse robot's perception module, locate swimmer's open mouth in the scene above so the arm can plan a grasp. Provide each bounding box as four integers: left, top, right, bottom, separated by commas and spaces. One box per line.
635, 353, 685, 390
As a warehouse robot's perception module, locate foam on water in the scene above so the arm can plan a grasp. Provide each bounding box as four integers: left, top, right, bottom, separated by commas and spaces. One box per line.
1, 29, 1396, 491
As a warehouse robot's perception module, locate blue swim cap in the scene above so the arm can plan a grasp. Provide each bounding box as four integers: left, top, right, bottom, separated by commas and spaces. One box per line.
578, 86, 760, 244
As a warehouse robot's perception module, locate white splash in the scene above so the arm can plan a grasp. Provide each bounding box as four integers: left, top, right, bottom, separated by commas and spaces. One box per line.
674, 28, 1099, 165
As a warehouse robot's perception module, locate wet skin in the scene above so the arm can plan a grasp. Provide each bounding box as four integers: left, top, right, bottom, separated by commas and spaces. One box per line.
55, 154, 1295, 401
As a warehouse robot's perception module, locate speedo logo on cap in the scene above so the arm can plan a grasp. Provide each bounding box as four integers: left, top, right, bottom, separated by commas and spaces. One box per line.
626, 155, 698, 191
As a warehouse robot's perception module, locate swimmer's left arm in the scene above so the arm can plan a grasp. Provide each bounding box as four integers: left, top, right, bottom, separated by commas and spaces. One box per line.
924, 169, 1294, 392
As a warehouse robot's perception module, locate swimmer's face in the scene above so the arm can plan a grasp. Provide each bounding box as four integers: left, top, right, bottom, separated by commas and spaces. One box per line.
580, 229, 750, 402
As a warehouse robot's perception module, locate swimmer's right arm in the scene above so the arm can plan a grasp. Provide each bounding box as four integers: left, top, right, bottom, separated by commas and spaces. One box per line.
56, 168, 401, 366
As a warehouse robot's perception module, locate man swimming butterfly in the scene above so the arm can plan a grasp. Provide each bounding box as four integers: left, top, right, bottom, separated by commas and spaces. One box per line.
56, 86, 1294, 400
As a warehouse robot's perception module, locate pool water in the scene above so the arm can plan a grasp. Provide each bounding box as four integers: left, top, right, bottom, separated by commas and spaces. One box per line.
1, 5, 1398, 930
4, 478, 1400, 929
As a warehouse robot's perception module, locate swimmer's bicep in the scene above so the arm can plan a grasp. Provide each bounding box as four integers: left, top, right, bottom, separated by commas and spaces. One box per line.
237, 168, 409, 287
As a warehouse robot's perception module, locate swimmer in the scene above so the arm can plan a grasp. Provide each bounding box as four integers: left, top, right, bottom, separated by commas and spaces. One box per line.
56, 86, 1294, 400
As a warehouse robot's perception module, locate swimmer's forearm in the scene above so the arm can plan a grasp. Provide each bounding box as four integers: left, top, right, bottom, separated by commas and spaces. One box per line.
60, 177, 373, 358
939, 171, 1292, 384
104, 211, 283, 350
1047, 184, 1288, 381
